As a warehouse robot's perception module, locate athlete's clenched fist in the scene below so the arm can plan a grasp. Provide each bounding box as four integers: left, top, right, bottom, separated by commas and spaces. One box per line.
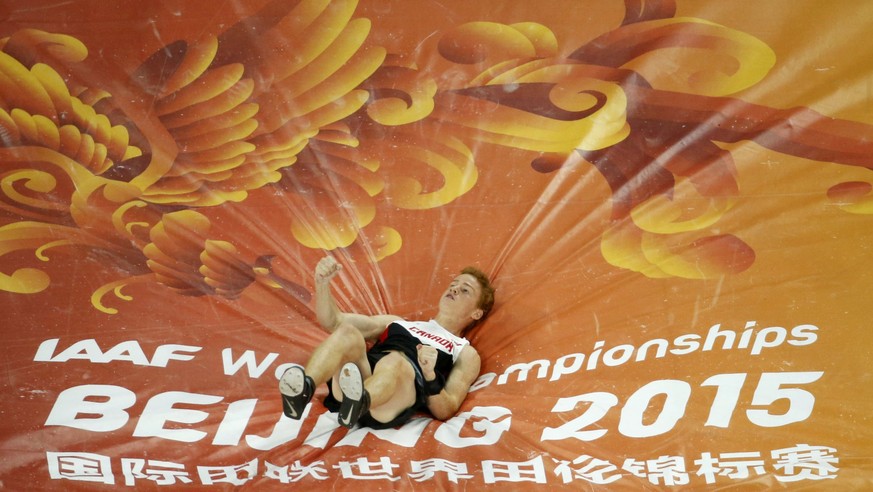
315, 256, 342, 284
416, 344, 438, 381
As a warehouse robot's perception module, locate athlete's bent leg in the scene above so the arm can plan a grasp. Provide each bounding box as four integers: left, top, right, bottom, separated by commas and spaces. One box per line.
280, 323, 369, 419
306, 323, 371, 385
364, 352, 417, 424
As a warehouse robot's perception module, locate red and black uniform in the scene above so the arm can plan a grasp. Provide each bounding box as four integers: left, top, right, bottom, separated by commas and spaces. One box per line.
324, 319, 470, 428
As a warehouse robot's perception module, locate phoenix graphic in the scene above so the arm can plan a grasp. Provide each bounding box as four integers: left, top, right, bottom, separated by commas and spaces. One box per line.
2, 0, 872, 313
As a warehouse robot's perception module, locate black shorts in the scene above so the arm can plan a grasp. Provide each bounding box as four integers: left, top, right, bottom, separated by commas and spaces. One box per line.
322, 349, 429, 429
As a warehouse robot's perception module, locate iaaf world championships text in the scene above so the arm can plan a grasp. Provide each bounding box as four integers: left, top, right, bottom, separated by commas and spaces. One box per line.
471, 321, 817, 390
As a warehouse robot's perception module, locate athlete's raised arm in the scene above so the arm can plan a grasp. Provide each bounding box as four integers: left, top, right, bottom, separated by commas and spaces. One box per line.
314, 256, 399, 340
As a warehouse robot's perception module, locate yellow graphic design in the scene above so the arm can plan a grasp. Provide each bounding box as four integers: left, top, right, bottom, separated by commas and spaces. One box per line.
2, 0, 872, 311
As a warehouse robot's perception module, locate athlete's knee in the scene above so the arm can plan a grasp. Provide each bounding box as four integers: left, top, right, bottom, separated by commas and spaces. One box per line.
329, 323, 364, 345
374, 352, 415, 381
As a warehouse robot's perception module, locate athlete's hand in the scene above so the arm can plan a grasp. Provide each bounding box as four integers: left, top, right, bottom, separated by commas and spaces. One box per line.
417, 344, 438, 381
315, 256, 342, 285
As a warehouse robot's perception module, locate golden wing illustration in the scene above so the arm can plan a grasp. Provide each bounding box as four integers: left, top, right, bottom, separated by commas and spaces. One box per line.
0, 0, 471, 312
4, 0, 873, 314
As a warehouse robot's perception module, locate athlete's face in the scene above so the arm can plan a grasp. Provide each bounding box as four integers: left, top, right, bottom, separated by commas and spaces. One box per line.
439, 273, 484, 322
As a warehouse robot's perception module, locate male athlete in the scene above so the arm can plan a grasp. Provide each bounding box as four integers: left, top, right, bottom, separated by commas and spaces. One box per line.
279, 256, 495, 429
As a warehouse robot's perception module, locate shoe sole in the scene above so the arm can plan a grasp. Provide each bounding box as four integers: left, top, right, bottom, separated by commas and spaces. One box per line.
338, 363, 363, 401
279, 366, 312, 420
279, 366, 305, 397
338, 362, 364, 427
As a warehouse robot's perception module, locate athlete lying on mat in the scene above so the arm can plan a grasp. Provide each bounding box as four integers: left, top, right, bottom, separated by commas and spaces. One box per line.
280, 256, 495, 429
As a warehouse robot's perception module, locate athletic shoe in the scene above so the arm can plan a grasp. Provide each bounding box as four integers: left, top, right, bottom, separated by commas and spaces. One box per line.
279, 366, 314, 420
337, 362, 370, 428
